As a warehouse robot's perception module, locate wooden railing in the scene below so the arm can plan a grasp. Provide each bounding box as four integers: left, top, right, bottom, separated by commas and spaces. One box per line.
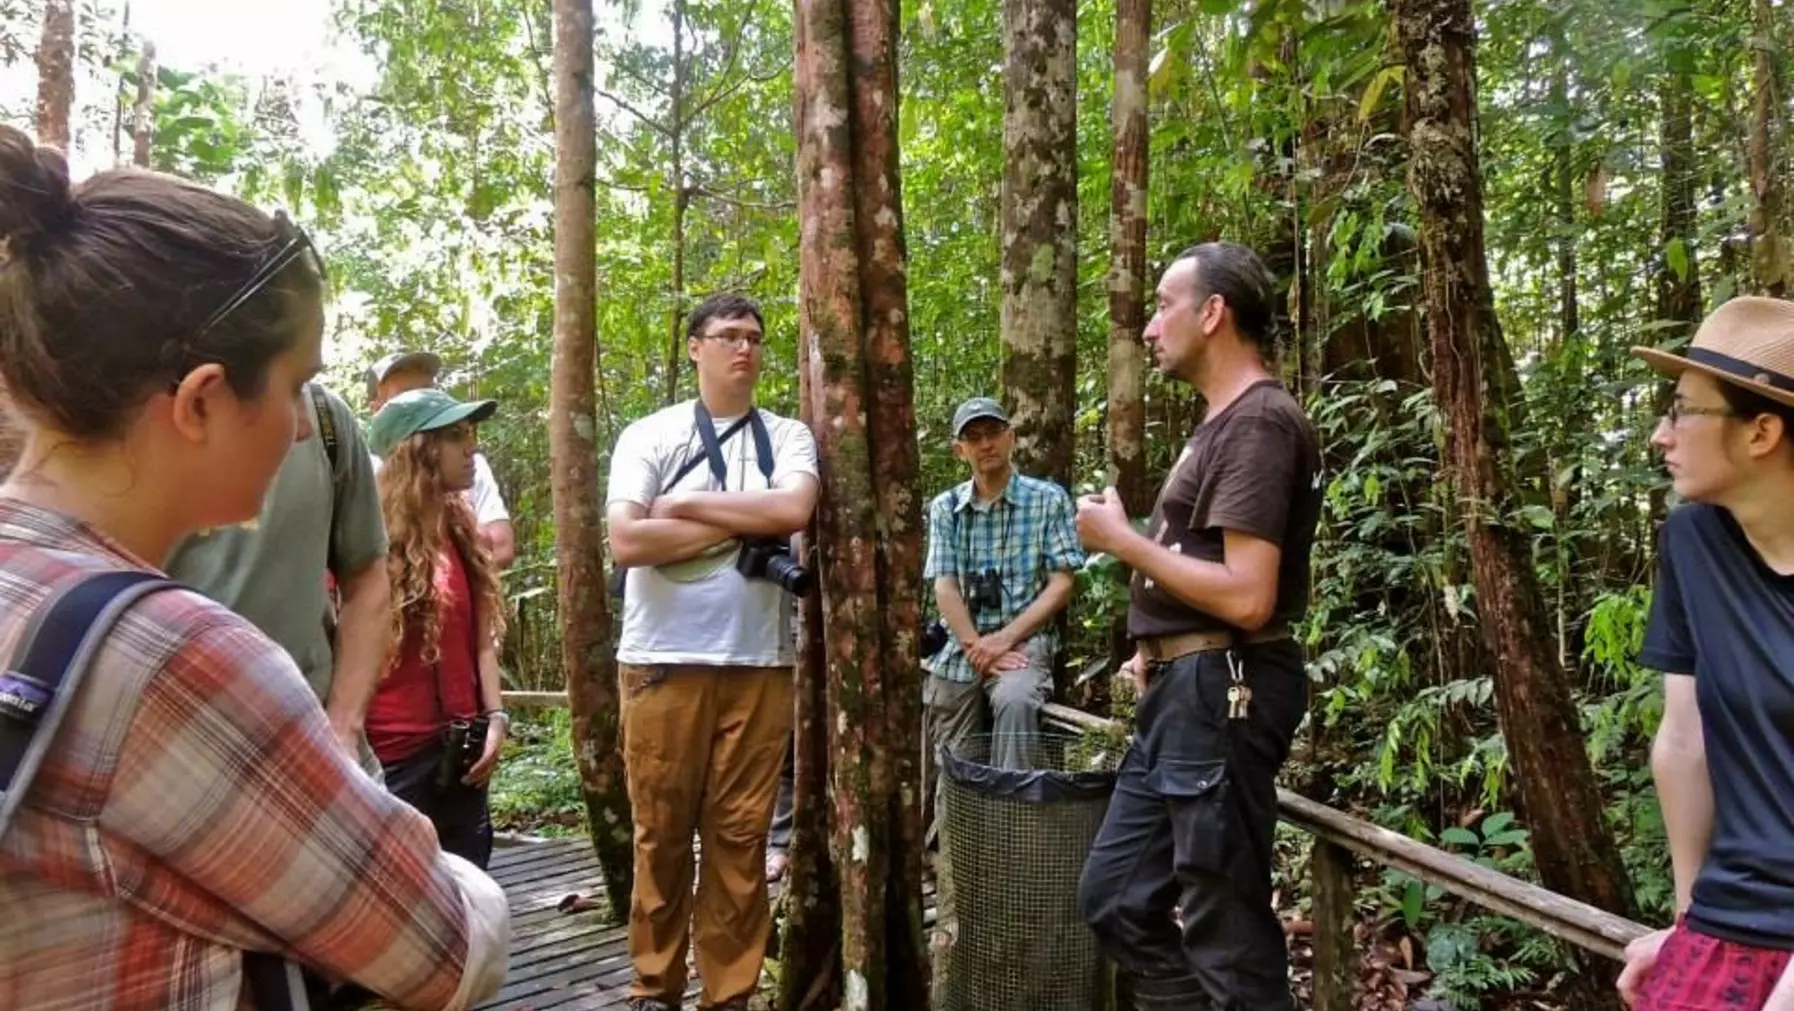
502, 689, 1651, 1009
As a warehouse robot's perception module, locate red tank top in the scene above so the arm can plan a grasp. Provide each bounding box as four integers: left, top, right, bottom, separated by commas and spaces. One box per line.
366, 546, 482, 765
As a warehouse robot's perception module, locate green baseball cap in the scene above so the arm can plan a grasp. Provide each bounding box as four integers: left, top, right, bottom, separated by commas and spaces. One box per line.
367, 387, 497, 457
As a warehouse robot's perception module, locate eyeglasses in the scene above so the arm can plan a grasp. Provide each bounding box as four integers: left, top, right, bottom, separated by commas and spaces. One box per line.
699, 332, 765, 351
196, 214, 324, 337
1664, 401, 1734, 426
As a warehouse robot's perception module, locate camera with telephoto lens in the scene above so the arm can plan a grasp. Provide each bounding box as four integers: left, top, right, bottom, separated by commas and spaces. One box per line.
436, 714, 490, 791
964, 568, 1004, 615
736, 538, 813, 596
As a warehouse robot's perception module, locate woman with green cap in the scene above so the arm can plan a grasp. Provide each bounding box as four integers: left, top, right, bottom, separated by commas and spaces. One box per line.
366, 388, 509, 868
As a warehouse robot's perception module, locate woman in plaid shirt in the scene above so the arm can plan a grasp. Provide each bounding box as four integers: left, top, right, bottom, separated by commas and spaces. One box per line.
0, 126, 508, 1010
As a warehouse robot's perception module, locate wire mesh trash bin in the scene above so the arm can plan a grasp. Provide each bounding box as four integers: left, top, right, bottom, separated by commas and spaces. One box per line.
937, 730, 1121, 1011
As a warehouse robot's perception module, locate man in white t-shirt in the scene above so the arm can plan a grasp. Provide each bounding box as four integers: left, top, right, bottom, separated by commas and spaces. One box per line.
605, 292, 820, 1011
366, 350, 516, 569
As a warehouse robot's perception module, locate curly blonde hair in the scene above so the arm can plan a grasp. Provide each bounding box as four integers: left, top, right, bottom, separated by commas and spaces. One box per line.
377, 431, 507, 668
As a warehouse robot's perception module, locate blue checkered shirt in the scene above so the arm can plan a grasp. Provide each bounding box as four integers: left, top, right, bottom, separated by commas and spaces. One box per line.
922, 473, 1085, 683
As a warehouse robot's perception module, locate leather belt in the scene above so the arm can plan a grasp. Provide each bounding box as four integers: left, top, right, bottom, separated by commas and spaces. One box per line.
1137, 624, 1292, 663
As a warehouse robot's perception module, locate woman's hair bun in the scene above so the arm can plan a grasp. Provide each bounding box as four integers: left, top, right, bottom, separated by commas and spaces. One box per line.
0, 125, 76, 257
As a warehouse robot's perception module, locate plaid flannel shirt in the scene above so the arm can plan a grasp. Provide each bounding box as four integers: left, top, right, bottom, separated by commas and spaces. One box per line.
922, 473, 1084, 683
0, 500, 507, 1011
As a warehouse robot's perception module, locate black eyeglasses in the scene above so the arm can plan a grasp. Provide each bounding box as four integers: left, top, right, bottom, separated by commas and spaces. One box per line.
196, 214, 324, 337
698, 332, 765, 350
1664, 400, 1734, 426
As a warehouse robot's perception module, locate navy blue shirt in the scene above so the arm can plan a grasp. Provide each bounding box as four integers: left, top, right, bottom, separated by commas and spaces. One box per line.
1641, 503, 1794, 948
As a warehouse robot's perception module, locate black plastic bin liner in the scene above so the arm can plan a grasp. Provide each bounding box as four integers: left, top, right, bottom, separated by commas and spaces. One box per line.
937, 731, 1121, 1011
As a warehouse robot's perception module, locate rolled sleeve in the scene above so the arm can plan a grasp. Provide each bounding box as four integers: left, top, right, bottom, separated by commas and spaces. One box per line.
322, 388, 388, 578
1639, 518, 1697, 674
606, 420, 661, 508
771, 418, 820, 488
923, 493, 959, 580
1042, 486, 1084, 572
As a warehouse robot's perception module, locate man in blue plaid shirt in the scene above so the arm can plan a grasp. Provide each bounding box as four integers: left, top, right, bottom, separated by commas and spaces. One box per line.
923, 396, 1084, 773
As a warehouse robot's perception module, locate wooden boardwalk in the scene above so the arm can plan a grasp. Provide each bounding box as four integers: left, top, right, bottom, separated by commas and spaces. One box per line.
472, 837, 936, 1010
473, 837, 696, 1011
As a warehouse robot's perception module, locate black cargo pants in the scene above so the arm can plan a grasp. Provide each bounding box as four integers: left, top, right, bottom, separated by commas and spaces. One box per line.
1077, 640, 1307, 1010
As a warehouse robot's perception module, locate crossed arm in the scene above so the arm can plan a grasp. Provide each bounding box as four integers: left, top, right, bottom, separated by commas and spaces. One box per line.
607, 476, 821, 569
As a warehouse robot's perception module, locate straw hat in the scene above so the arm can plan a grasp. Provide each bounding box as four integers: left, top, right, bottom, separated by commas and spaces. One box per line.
1633, 296, 1794, 409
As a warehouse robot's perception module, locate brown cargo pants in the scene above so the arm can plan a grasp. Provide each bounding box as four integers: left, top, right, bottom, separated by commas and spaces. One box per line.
620, 662, 794, 1008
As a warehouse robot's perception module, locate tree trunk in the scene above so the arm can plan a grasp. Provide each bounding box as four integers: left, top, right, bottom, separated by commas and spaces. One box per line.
110, 3, 131, 164
35, 0, 75, 152
1551, 27, 1578, 345
1107, 0, 1149, 518
663, 0, 689, 406
1106, 0, 1150, 680
1392, 4, 1634, 1007
791, 2, 925, 1006
550, 0, 633, 918
999, 0, 1078, 490
1657, 70, 1702, 330
1651, 62, 1702, 528
1750, 0, 1789, 297
132, 41, 156, 168
778, 531, 843, 1011
846, 2, 928, 1004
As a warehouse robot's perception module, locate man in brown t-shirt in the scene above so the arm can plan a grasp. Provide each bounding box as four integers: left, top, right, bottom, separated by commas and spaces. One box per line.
1074, 241, 1321, 1010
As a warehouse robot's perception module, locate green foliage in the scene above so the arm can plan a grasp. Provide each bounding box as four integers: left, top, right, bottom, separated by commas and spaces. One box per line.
28, 0, 1780, 1001
488, 709, 587, 837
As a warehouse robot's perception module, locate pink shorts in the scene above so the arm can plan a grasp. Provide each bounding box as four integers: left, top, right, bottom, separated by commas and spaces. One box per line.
1637, 922, 1792, 1010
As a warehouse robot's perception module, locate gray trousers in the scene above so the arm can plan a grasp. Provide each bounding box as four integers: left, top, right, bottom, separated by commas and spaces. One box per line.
923, 638, 1054, 777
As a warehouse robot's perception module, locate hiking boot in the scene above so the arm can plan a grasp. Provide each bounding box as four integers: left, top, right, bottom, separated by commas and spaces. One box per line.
704, 999, 752, 1011
626, 998, 679, 1011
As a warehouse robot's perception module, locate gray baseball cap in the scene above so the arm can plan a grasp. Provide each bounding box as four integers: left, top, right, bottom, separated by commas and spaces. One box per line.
951, 397, 1009, 438
363, 350, 443, 401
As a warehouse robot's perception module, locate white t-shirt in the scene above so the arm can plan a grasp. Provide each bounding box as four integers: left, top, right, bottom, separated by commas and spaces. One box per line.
606, 400, 819, 666
469, 453, 510, 526
369, 451, 509, 526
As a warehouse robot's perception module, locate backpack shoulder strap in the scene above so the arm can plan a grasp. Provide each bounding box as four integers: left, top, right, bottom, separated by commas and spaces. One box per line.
308, 383, 339, 475
0, 571, 179, 836
0, 572, 324, 1010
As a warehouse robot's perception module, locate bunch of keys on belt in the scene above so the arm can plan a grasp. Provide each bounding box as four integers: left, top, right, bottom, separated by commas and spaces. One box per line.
1225, 650, 1252, 720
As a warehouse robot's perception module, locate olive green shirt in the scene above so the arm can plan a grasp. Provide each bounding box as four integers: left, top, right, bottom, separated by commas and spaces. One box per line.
163, 383, 388, 704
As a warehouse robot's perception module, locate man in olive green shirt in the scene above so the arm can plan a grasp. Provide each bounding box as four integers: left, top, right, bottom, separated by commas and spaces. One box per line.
164, 382, 391, 771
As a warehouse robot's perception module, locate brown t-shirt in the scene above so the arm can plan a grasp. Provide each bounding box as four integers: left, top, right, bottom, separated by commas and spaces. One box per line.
1128, 379, 1323, 639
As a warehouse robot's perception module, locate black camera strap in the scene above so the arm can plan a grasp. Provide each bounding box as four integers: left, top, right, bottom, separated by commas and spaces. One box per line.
694, 401, 775, 490
954, 485, 1013, 581
613, 404, 779, 601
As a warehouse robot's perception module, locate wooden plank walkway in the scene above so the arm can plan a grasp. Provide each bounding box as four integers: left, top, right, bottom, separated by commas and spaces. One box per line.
473, 837, 697, 1011
472, 837, 936, 1011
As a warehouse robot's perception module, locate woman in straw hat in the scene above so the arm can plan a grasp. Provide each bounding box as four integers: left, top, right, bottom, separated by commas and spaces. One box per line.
1619, 296, 1794, 1010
